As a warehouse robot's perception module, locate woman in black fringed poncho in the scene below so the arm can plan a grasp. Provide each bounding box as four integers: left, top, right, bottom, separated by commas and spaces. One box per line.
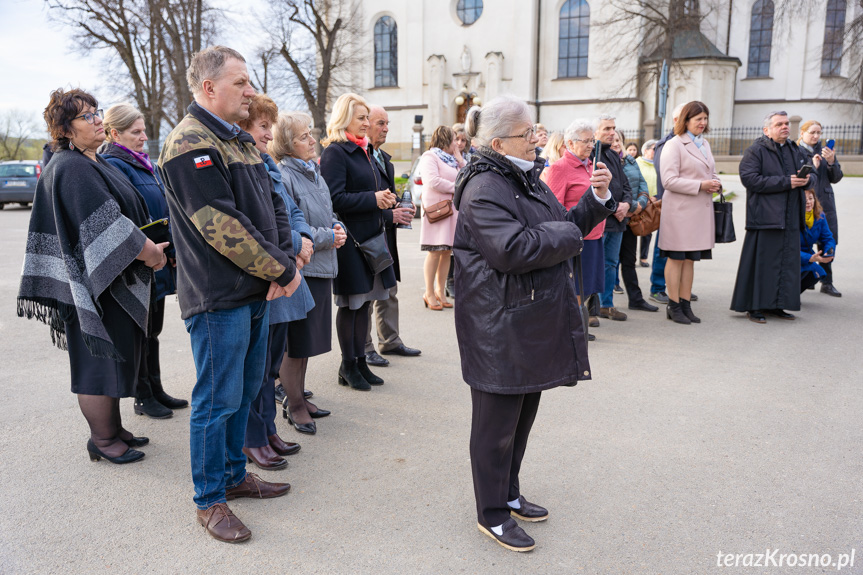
17, 89, 170, 465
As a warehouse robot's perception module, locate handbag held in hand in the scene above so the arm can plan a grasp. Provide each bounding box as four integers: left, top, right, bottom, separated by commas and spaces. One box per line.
713, 192, 736, 243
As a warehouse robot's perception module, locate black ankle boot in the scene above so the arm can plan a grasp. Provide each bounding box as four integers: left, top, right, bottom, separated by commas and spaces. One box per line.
338, 359, 371, 391
680, 298, 701, 323
356, 356, 384, 385
134, 396, 173, 419
154, 391, 189, 409
666, 300, 691, 325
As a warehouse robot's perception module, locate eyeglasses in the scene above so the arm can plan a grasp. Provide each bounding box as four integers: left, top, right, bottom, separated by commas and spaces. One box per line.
499, 127, 536, 141
74, 109, 104, 124
573, 138, 595, 147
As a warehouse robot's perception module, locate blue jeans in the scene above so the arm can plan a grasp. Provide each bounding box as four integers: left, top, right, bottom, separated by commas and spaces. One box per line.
601, 231, 624, 308
185, 300, 269, 509
650, 228, 667, 295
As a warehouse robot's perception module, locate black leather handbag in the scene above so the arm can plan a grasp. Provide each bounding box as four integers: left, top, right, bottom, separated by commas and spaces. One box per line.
345, 217, 394, 275
714, 192, 736, 243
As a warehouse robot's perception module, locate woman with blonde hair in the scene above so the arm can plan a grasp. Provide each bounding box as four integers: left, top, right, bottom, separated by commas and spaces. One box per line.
539, 131, 566, 169
99, 103, 187, 419
797, 120, 843, 297
320, 93, 397, 391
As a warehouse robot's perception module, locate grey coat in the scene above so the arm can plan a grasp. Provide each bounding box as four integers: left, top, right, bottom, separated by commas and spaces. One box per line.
278, 158, 342, 279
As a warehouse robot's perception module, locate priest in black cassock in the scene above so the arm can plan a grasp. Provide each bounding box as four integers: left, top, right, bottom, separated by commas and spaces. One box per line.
730, 111, 815, 324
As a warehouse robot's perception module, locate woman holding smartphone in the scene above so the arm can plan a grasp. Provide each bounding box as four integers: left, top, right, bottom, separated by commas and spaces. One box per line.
797, 121, 843, 297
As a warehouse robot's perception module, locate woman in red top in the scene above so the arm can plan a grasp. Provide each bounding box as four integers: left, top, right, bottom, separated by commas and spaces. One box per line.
544, 119, 606, 334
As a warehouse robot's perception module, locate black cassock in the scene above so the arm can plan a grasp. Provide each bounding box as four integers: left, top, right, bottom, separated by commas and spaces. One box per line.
730, 144, 804, 312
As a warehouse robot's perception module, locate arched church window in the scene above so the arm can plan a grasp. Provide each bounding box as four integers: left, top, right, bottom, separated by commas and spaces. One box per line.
747, 0, 774, 78
822, 0, 846, 76
558, 0, 590, 78
457, 0, 483, 26
374, 16, 398, 88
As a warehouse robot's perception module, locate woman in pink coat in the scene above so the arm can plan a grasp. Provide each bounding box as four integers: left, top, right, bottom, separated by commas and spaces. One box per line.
419, 126, 466, 310
659, 101, 722, 324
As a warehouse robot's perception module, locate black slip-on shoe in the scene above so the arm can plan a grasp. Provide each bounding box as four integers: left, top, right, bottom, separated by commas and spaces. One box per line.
477, 518, 535, 552
821, 284, 842, 297
364, 351, 389, 367
747, 311, 766, 324
509, 496, 549, 522
628, 300, 659, 312
766, 309, 796, 320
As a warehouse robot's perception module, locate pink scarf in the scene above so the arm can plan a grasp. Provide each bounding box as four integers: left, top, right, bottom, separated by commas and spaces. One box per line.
345, 132, 369, 157
113, 143, 154, 173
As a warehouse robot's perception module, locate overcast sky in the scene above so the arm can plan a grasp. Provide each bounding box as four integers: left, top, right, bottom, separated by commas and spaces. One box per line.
0, 0, 262, 130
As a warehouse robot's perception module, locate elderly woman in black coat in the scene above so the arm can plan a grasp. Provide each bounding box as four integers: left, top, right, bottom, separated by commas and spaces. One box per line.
320, 93, 398, 391
454, 96, 614, 552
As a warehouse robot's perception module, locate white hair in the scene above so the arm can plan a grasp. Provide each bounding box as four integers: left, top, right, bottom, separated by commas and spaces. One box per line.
671, 103, 686, 122
596, 113, 616, 124
564, 119, 596, 143
642, 139, 657, 154
465, 95, 533, 148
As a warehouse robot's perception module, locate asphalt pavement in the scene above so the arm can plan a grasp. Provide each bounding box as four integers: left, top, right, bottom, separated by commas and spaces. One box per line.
1, 176, 861, 574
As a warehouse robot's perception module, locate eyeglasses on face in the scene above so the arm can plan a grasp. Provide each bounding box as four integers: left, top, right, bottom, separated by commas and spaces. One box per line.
573, 137, 595, 147
74, 109, 104, 124
499, 127, 536, 141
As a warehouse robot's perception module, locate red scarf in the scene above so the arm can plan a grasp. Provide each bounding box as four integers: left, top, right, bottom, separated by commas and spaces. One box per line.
345, 132, 369, 157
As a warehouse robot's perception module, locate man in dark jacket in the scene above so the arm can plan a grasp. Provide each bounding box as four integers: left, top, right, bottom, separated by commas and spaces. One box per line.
595, 115, 632, 321
730, 111, 814, 323
158, 46, 300, 543
363, 105, 421, 365
649, 103, 687, 304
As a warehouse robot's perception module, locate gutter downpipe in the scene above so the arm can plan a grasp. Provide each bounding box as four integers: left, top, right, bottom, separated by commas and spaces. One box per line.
534, 0, 542, 122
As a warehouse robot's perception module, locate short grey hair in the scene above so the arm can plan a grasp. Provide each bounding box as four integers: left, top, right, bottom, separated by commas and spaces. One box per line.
187, 45, 246, 96
465, 95, 532, 148
642, 139, 657, 154
596, 113, 616, 124
564, 119, 596, 143
671, 103, 687, 122
269, 111, 313, 161
764, 110, 788, 128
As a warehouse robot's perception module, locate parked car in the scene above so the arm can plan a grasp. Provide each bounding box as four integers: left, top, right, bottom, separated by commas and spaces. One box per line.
404, 156, 423, 219
0, 160, 41, 209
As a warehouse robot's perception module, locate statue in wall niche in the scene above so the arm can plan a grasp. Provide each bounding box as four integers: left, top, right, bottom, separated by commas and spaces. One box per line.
461, 45, 471, 73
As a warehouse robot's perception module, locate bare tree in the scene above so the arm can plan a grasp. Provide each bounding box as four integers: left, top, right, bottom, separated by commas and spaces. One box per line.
596, 0, 721, 122
266, 0, 364, 136
0, 111, 40, 161
46, 0, 219, 155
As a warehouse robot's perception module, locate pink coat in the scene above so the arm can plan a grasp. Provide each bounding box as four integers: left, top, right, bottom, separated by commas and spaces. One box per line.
658, 134, 718, 251
543, 151, 605, 240
419, 150, 465, 247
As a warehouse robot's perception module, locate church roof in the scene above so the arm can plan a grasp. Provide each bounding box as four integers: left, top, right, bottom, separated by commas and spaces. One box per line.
642, 29, 741, 65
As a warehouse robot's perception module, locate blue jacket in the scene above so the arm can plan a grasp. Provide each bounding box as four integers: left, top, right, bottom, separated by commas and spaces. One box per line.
263, 153, 315, 325
622, 154, 649, 211
800, 213, 836, 279
99, 143, 176, 300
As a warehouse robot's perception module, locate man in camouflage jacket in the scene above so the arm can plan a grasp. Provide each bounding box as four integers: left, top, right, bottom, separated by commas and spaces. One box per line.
158, 46, 300, 543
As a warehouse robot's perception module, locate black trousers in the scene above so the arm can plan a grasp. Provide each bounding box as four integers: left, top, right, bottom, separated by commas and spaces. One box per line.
639, 232, 652, 261
136, 296, 165, 399
619, 227, 646, 305
469, 388, 541, 528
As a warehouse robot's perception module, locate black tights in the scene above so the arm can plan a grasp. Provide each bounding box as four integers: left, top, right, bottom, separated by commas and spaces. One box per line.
279, 355, 317, 425
336, 302, 370, 361
77, 394, 132, 457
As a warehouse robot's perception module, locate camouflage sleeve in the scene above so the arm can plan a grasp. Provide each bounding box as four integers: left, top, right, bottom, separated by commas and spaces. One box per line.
159, 141, 296, 285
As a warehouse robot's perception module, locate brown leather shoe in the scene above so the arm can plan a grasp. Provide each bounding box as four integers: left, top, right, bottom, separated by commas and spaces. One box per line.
196, 503, 251, 543
242, 446, 287, 470
226, 472, 291, 500
599, 307, 627, 321
268, 434, 301, 456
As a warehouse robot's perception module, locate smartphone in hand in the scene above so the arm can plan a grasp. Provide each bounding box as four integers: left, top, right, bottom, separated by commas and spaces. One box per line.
826, 139, 835, 150
796, 164, 814, 179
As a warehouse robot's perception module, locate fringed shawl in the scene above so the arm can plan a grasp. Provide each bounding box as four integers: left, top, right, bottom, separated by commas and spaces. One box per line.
17, 149, 152, 360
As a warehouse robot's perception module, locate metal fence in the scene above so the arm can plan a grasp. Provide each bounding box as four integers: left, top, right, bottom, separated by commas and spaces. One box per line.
619, 124, 863, 156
